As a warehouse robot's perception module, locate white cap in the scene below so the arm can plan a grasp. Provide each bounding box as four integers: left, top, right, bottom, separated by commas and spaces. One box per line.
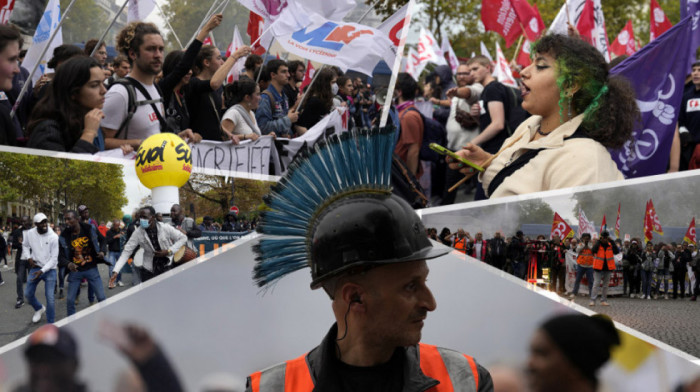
33, 213, 48, 224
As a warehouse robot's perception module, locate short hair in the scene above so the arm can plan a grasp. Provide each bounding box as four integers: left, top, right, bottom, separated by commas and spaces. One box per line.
265, 59, 287, 78
467, 55, 491, 68
396, 73, 418, 101
84, 38, 106, 56
64, 210, 78, 219
112, 55, 129, 68
0, 24, 22, 54
116, 22, 161, 60
141, 206, 156, 217
47, 44, 84, 69
244, 54, 263, 71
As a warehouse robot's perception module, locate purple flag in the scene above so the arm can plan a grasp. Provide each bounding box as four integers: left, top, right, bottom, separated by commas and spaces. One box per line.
609, 16, 694, 178
680, 0, 700, 70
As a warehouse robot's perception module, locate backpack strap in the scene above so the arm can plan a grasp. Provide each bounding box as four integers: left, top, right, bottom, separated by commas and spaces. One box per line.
125, 77, 171, 133
486, 131, 589, 197
113, 77, 169, 138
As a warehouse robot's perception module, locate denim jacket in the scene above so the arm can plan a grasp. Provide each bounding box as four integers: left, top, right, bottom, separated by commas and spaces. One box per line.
255, 86, 292, 137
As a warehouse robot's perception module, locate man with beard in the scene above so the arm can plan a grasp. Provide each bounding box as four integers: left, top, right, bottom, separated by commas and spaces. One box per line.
12, 216, 32, 308
169, 204, 201, 250
21, 213, 59, 324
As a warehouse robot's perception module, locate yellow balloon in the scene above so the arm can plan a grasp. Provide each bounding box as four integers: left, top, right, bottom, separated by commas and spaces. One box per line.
135, 133, 193, 189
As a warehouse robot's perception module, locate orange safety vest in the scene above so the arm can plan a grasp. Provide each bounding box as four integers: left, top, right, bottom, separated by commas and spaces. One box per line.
593, 244, 616, 270
454, 237, 467, 254
577, 247, 594, 267
249, 343, 480, 392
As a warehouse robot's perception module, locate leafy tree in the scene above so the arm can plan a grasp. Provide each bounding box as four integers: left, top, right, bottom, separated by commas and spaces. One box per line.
517, 199, 555, 225
60, 0, 110, 45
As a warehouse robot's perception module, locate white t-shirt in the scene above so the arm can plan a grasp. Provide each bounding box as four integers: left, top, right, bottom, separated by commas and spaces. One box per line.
474, 242, 483, 260
446, 83, 483, 150
101, 79, 163, 141
221, 106, 261, 136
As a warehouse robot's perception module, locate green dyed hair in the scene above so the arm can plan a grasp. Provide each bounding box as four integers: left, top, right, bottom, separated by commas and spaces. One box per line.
531, 34, 638, 149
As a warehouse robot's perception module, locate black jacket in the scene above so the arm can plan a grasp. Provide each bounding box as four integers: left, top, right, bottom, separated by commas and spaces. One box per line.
27, 120, 98, 153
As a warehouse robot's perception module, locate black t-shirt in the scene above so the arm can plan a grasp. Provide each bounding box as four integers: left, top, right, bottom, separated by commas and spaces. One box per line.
478, 81, 509, 154
283, 83, 299, 108
679, 86, 700, 143
185, 77, 224, 141
333, 348, 405, 392
297, 96, 330, 129
64, 224, 99, 271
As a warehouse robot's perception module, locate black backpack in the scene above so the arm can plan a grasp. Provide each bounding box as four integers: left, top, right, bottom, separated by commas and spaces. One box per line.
109, 77, 171, 138
400, 106, 448, 163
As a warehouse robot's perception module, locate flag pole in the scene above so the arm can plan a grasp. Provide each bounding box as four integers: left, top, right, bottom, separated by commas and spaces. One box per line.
511, 35, 524, 64
379, 0, 415, 128
187, 0, 224, 47
89, 0, 128, 57
155, 0, 184, 49
10, 0, 79, 119
565, 0, 571, 26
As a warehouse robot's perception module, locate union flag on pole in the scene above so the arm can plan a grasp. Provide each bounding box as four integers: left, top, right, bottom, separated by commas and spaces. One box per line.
684, 218, 696, 246
648, 199, 664, 235
515, 39, 532, 68
643, 200, 653, 243
599, 215, 607, 234
377, 3, 409, 48
494, 42, 517, 88
650, 0, 673, 42
510, 0, 545, 42
300, 61, 315, 91
610, 20, 637, 57
551, 212, 574, 240
247, 11, 266, 55
0, 0, 16, 24
614, 203, 621, 238
578, 208, 595, 237
481, 0, 522, 47
576, 0, 596, 46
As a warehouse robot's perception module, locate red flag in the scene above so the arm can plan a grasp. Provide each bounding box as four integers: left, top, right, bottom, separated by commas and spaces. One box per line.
511, 0, 545, 42
610, 20, 637, 57
576, 0, 596, 46
247, 11, 266, 55
614, 203, 621, 238
516, 39, 532, 68
643, 200, 653, 243
0, 0, 15, 24
551, 212, 574, 240
300, 61, 315, 91
202, 36, 213, 46
649, 0, 673, 42
648, 199, 664, 235
481, 0, 522, 47
599, 215, 607, 234
684, 218, 697, 246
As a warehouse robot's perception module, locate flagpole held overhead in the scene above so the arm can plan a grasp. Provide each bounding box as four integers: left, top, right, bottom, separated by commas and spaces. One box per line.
187, 0, 224, 47
155, 0, 184, 49
90, 0, 128, 58
11, 0, 79, 119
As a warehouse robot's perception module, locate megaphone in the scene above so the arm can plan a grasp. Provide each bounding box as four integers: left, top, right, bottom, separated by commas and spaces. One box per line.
374, 86, 389, 106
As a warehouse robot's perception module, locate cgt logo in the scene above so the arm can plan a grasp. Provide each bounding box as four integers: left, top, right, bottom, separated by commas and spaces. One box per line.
292, 22, 374, 51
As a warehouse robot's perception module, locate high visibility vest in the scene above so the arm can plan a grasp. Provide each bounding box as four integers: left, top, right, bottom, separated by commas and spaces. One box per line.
249, 343, 480, 392
577, 247, 594, 266
593, 245, 616, 270
454, 237, 467, 253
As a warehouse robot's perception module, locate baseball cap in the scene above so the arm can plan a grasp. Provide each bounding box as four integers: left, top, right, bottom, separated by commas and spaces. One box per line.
25, 325, 78, 362
33, 213, 48, 224
77, 205, 88, 213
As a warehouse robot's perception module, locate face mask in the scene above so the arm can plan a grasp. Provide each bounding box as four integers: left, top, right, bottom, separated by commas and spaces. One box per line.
140, 218, 149, 228
331, 83, 339, 95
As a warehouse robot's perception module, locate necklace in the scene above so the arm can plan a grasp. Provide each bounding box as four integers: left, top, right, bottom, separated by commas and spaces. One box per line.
536, 126, 551, 136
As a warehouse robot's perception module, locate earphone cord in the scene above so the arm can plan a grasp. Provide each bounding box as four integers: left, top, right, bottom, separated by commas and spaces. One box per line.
336, 301, 352, 342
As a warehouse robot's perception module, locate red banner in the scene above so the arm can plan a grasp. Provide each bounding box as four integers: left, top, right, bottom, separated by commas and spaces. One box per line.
684, 217, 696, 246
300, 61, 315, 91
610, 20, 637, 57
644, 200, 653, 243
511, 0, 544, 42
516, 39, 532, 68
247, 11, 266, 55
576, 0, 596, 46
650, 0, 673, 42
481, 0, 522, 47
648, 199, 664, 235
0, 0, 15, 25
551, 212, 574, 240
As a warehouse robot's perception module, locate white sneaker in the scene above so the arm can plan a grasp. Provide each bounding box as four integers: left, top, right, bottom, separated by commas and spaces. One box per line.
117, 281, 124, 287
664, 294, 669, 300
589, 301, 595, 306
32, 305, 46, 323
569, 294, 575, 300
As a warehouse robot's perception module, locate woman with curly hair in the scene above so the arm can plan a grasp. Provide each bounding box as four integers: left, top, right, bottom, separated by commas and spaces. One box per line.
449, 34, 639, 198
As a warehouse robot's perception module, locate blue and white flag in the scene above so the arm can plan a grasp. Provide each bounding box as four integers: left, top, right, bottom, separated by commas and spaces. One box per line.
609, 16, 694, 178
680, 0, 700, 69
22, 0, 62, 84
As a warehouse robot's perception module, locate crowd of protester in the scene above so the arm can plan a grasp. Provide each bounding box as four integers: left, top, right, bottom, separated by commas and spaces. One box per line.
428, 227, 700, 304
0, 203, 254, 325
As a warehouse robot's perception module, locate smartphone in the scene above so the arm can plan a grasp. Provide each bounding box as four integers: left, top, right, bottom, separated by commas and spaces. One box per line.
429, 143, 485, 172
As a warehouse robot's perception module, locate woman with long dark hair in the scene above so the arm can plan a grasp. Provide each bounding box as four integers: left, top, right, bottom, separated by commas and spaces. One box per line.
297, 68, 337, 131
221, 79, 262, 141
27, 57, 115, 153
449, 34, 639, 198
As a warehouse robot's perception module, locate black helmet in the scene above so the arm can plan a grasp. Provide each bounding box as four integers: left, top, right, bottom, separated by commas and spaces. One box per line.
309, 193, 447, 289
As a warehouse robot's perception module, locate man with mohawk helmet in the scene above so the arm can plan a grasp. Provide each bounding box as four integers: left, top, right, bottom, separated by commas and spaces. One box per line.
249, 127, 493, 391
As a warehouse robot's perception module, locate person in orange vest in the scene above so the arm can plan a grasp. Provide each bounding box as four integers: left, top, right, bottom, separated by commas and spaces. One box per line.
248, 128, 493, 392
589, 231, 620, 307
453, 228, 470, 254
569, 233, 594, 299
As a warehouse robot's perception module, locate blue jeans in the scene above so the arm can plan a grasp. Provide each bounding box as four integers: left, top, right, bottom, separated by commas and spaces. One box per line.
107, 251, 122, 281
641, 269, 653, 297
24, 268, 56, 323
572, 265, 594, 296
67, 268, 105, 316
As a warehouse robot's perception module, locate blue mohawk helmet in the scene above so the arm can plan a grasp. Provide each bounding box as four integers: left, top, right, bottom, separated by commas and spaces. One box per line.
253, 127, 448, 289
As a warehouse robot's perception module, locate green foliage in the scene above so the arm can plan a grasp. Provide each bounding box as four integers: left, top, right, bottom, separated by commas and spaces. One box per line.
0, 153, 128, 223
161, 0, 251, 52
517, 199, 555, 225
60, 0, 110, 44
180, 174, 272, 222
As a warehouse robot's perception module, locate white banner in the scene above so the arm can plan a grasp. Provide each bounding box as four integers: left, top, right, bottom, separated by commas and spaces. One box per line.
226, 25, 246, 84
190, 137, 274, 174
274, 14, 395, 76
441, 35, 459, 74
22, 0, 62, 84
494, 42, 518, 88
480, 41, 493, 62
549, 0, 611, 62
377, 3, 410, 48
417, 27, 446, 66
127, 0, 156, 22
